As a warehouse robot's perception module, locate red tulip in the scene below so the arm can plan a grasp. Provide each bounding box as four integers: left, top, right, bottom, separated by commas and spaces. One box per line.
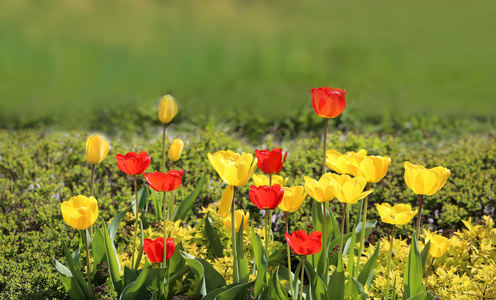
249, 184, 284, 210
116, 151, 151, 175
143, 237, 175, 263
311, 87, 346, 118
144, 170, 184, 192
285, 230, 322, 255
255, 148, 287, 175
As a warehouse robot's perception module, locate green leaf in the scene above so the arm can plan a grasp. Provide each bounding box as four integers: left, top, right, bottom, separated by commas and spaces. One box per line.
358, 241, 380, 289
99, 223, 123, 292
71, 246, 81, 270
348, 277, 366, 300
204, 212, 225, 258
202, 281, 254, 300
174, 175, 205, 221
277, 265, 295, 298
169, 242, 186, 274
346, 226, 357, 278
421, 241, 431, 270
52, 258, 87, 300
251, 227, 268, 298
92, 227, 105, 270
268, 248, 284, 267
406, 292, 435, 300
392, 275, 397, 300
293, 259, 303, 299
133, 219, 144, 271
235, 217, 249, 283
403, 234, 425, 299
180, 251, 226, 296
137, 186, 148, 210
309, 200, 333, 278
61, 241, 92, 299
305, 259, 327, 300
123, 266, 137, 288
107, 207, 132, 243
328, 252, 345, 300
272, 268, 288, 300
120, 261, 153, 300
150, 188, 162, 219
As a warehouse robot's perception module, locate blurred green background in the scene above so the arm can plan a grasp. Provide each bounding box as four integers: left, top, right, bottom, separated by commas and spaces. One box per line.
1, 0, 495, 131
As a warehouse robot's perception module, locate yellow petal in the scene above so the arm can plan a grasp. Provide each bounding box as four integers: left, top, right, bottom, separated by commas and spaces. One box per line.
218, 186, 234, 218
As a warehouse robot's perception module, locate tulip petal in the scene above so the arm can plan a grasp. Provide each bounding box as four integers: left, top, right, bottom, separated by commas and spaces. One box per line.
219, 186, 234, 218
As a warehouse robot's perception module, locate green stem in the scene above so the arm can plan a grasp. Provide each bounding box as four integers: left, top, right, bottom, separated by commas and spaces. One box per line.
356, 182, 371, 277
84, 229, 93, 296
131, 175, 139, 272
415, 194, 424, 242
162, 123, 167, 173
339, 203, 347, 253
323, 201, 328, 268
268, 174, 273, 245
162, 191, 167, 268
169, 162, 175, 221
90, 164, 95, 197
299, 255, 306, 300
232, 188, 239, 283
285, 212, 294, 297
265, 209, 270, 283
385, 225, 396, 300
322, 118, 328, 176
346, 204, 350, 234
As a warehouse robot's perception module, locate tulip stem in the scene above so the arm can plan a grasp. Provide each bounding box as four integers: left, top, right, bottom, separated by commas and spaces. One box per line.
232, 188, 239, 283
416, 194, 424, 242
90, 164, 95, 197
322, 118, 328, 176
385, 225, 396, 300
162, 191, 167, 268
299, 255, 306, 300
131, 175, 140, 272
268, 174, 273, 245
339, 203, 347, 253
169, 162, 175, 220
162, 123, 168, 173
265, 209, 270, 282
84, 229, 92, 296
356, 183, 371, 277
323, 202, 328, 271
285, 212, 294, 296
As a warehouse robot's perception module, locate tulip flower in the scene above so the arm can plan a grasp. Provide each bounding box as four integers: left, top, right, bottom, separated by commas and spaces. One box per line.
255, 148, 287, 175
116, 151, 151, 176
252, 174, 288, 187
167, 139, 184, 162
249, 184, 285, 210
304, 173, 341, 203
207, 150, 257, 187
404, 162, 450, 196
223, 209, 250, 233
329, 175, 374, 204
311, 87, 347, 119
143, 237, 175, 264
158, 95, 178, 124
61, 195, 99, 230
425, 232, 451, 258
278, 186, 307, 212
376, 203, 417, 226
285, 230, 323, 255
144, 170, 183, 192
326, 149, 367, 175
86, 134, 109, 165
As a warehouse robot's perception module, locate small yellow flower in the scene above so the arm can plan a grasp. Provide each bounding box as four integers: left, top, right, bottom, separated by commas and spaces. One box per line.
208, 150, 257, 187
85, 134, 109, 164
252, 174, 288, 187
425, 232, 451, 258
329, 175, 374, 204
278, 186, 307, 212
404, 161, 450, 195
376, 203, 417, 225
168, 139, 184, 162
61, 195, 99, 230
304, 173, 341, 203
223, 209, 250, 233
218, 185, 234, 218
158, 94, 178, 124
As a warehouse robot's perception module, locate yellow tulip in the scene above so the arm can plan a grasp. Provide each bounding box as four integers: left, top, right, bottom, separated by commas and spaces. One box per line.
278, 186, 307, 212
252, 174, 288, 187
61, 195, 99, 230
158, 95, 178, 124
207, 150, 257, 187
223, 209, 250, 233
85, 134, 109, 164
218, 185, 234, 218
404, 162, 450, 195
168, 139, 184, 162
376, 203, 417, 225
326, 149, 367, 175
327, 149, 390, 183
425, 232, 450, 258
304, 173, 341, 203
329, 175, 374, 204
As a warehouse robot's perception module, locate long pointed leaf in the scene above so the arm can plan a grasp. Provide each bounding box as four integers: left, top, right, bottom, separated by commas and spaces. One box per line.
421, 241, 431, 270
305, 259, 327, 300
107, 207, 132, 243
205, 212, 224, 258
403, 234, 425, 299
52, 258, 87, 300
328, 252, 345, 300
236, 217, 249, 283
99, 223, 123, 292
251, 227, 268, 298
357, 241, 380, 289
133, 219, 144, 271
61, 242, 91, 299
119, 261, 153, 300
174, 175, 206, 221
180, 251, 226, 296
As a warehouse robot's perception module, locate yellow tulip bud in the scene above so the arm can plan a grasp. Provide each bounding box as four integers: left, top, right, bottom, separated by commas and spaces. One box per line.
168, 139, 184, 162
252, 174, 288, 187
208, 150, 257, 187
85, 134, 109, 164
329, 175, 374, 204
304, 173, 341, 203
223, 209, 250, 233
425, 232, 450, 258
218, 185, 234, 218
158, 95, 178, 124
376, 203, 417, 226
278, 186, 307, 212
61, 195, 99, 230
404, 161, 450, 195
